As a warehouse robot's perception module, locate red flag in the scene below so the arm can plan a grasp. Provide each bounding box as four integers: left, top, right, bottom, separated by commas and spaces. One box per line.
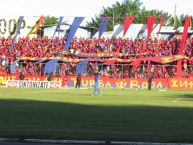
147, 16, 156, 40
158, 16, 164, 33
177, 16, 191, 77
179, 16, 191, 54
123, 16, 135, 37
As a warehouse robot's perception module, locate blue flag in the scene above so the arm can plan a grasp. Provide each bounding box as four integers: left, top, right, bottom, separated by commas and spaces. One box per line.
44, 60, 58, 74
9, 16, 24, 52
53, 16, 64, 37
63, 17, 85, 50
44, 17, 84, 74
98, 17, 109, 38
10, 61, 17, 74
76, 60, 88, 75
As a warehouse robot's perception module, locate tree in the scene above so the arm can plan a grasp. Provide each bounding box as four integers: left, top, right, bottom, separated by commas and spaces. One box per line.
86, 0, 171, 31
165, 15, 182, 28
40, 16, 58, 37
135, 9, 170, 24
43, 16, 58, 26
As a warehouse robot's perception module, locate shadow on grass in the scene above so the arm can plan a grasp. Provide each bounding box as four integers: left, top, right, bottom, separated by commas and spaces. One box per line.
163, 93, 193, 101
0, 99, 193, 143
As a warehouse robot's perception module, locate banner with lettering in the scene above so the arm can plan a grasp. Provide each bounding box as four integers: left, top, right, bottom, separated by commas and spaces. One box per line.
1, 75, 193, 90
6, 80, 61, 88
0, 16, 38, 37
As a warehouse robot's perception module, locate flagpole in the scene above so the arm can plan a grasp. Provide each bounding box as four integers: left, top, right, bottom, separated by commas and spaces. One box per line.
174, 4, 177, 28
112, 12, 114, 31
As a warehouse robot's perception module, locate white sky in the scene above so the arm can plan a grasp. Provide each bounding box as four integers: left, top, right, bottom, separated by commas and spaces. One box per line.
0, 0, 192, 18
141, 0, 193, 16
0, 0, 120, 17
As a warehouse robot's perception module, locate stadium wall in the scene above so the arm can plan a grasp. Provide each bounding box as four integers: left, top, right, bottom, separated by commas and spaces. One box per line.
0, 75, 193, 90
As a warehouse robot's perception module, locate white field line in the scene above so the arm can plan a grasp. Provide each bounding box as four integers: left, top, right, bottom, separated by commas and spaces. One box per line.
1, 138, 193, 145
0, 89, 69, 95
173, 97, 184, 103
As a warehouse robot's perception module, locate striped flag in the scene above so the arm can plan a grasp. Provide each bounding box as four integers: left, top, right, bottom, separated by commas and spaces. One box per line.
53, 16, 64, 37
147, 16, 156, 40
177, 16, 191, 77
98, 17, 109, 38
63, 17, 85, 50
27, 16, 46, 36
9, 16, 24, 52
123, 16, 135, 37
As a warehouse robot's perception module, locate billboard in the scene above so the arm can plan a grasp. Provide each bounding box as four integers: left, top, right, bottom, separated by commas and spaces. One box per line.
0, 74, 193, 90
0, 16, 39, 37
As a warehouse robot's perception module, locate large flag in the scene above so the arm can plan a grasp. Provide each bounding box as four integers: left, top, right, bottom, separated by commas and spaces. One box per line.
177, 16, 191, 77
27, 16, 46, 36
98, 17, 109, 38
123, 16, 135, 37
63, 17, 85, 50
179, 16, 191, 54
147, 16, 156, 40
53, 16, 64, 37
9, 16, 24, 52
45, 17, 84, 74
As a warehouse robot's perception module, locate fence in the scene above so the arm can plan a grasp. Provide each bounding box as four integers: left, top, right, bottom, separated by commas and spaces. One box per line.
1, 61, 193, 79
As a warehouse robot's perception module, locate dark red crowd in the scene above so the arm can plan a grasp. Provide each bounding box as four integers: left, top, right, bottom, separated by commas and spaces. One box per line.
0, 36, 192, 78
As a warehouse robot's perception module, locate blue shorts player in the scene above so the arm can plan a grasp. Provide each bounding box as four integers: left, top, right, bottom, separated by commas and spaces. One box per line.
91, 67, 101, 96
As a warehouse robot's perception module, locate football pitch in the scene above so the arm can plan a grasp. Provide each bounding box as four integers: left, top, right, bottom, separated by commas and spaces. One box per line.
0, 87, 193, 143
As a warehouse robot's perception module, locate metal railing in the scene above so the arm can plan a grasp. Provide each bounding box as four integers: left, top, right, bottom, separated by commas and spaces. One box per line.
1, 62, 193, 79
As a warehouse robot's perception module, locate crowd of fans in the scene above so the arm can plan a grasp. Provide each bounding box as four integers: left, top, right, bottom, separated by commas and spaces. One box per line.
0, 36, 193, 78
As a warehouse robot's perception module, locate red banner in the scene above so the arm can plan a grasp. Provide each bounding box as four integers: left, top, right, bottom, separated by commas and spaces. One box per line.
20, 55, 188, 64
179, 16, 191, 54
167, 78, 193, 90
123, 16, 135, 37
0, 75, 193, 90
177, 16, 191, 77
147, 16, 156, 40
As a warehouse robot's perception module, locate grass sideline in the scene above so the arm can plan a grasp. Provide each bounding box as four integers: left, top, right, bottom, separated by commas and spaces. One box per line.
0, 88, 193, 143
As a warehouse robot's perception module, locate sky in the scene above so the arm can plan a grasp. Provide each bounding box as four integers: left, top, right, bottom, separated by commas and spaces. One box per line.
141, 0, 193, 16
0, 0, 192, 18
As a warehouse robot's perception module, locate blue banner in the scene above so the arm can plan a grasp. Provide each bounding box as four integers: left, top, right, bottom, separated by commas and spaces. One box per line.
10, 61, 17, 74
76, 60, 88, 75
45, 17, 84, 74
44, 60, 58, 74
63, 17, 85, 50
9, 16, 24, 52
98, 17, 109, 38
53, 16, 64, 37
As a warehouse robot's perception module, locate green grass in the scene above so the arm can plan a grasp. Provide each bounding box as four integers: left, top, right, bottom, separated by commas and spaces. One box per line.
0, 88, 193, 143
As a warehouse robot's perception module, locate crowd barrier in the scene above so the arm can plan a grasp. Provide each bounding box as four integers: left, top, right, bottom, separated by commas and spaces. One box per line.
0, 74, 193, 90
